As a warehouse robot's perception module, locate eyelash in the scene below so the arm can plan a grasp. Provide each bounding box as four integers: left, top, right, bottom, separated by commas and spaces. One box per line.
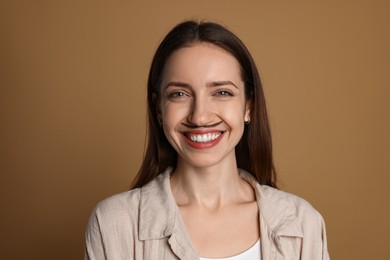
167, 91, 187, 99
215, 90, 233, 97
166, 90, 234, 99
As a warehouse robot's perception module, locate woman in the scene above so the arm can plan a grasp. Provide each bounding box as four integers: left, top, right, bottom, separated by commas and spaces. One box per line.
85, 20, 330, 260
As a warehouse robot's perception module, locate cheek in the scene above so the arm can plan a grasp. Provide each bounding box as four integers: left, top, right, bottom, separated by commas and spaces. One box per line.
161, 103, 187, 128
221, 102, 246, 122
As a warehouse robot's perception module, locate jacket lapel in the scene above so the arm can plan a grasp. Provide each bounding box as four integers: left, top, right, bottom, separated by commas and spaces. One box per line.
240, 170, 304, 260
138, 169, 198, 259
138, 170, 176, 240
167, 223, 199, 260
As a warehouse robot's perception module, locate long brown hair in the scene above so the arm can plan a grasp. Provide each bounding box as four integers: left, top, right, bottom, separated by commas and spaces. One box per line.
131, 20, 277, 188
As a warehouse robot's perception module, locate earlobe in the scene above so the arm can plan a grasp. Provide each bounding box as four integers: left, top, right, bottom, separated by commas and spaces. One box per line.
244, 112, 251, 124
244, 101, 251, 124
244, 108, 251, 124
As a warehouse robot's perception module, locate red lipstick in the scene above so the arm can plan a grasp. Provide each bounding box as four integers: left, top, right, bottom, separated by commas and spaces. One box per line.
182, 131, 224, 149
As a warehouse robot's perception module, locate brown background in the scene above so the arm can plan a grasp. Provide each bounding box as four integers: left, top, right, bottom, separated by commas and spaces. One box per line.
1, 1, 389, 259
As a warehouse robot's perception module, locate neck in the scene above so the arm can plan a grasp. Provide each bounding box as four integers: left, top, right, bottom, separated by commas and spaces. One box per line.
170, 158, 253, 210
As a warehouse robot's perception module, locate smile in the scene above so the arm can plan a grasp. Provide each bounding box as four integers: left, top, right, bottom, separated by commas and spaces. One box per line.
182, 131, 225, 148
188, 132, 222, 143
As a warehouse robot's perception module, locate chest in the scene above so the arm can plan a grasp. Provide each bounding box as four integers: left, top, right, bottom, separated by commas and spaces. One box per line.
179, 202, 260, 258
135, 236, 302, 260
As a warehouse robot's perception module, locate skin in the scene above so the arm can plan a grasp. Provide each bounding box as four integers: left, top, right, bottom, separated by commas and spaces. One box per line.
159, 43, 259, 258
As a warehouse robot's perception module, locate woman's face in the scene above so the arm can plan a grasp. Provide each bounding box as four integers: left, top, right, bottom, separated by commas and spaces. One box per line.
159, 43, 250, 169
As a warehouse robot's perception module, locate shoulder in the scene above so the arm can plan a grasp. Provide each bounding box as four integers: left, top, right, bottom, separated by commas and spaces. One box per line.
259, 186, 329, 258
86, 188, 143, 236
261, 185, 322, 216
243, 172, 329, 259
258, 185, 326, 239
91, 188, 142, 221
85, 189, 144, 258
88, 171, 171, 227
239, 169, 325, 230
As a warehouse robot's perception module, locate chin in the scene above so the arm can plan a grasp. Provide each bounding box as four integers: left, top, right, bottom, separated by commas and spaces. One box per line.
179, 153, 232, 169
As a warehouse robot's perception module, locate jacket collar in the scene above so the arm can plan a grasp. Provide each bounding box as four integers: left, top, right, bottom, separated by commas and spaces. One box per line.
138, 168, 176, 240
139, 168, 199, 259
239, 170, 303, 238
138, 168, 303, 257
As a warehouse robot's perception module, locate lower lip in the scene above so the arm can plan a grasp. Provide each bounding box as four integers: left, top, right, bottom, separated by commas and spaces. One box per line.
183, 133, 224, 149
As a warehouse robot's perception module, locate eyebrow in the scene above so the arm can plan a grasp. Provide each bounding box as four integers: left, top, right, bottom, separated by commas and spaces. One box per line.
207, 80, 239, 89
163, 80, 239, 90
163, 81, 191, 90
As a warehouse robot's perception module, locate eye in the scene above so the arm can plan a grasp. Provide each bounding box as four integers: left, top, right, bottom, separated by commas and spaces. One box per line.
215, 90, 233, 97
168, 91, 188, 99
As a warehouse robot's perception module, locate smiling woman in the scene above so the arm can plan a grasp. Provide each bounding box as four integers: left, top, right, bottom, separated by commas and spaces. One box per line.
159, 43, 249, 169
85, 21, 330, 260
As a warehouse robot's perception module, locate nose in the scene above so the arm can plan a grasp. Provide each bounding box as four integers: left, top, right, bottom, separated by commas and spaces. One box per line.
187, 96, 214, 126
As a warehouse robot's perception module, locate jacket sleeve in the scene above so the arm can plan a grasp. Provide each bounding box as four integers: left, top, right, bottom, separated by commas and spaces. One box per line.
302, 209, 330, 260
84, 209, 106, 260
320, 215, 330, 260
296, 199, 330, 260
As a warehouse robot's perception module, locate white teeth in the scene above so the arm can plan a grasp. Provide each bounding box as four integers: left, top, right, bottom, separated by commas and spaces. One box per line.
189, 132, 221, 143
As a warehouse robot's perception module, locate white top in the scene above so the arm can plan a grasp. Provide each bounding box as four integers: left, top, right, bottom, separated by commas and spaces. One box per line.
199, 239, 261, 260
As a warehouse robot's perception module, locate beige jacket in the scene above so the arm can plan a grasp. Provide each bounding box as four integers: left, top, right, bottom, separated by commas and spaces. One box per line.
85, 169, 330, 259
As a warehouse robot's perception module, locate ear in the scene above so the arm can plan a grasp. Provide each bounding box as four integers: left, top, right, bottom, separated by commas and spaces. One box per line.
244, 99, 252, 123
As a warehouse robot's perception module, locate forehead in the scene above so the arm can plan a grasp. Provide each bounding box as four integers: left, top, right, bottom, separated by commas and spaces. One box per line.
161, 43, 243, 85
